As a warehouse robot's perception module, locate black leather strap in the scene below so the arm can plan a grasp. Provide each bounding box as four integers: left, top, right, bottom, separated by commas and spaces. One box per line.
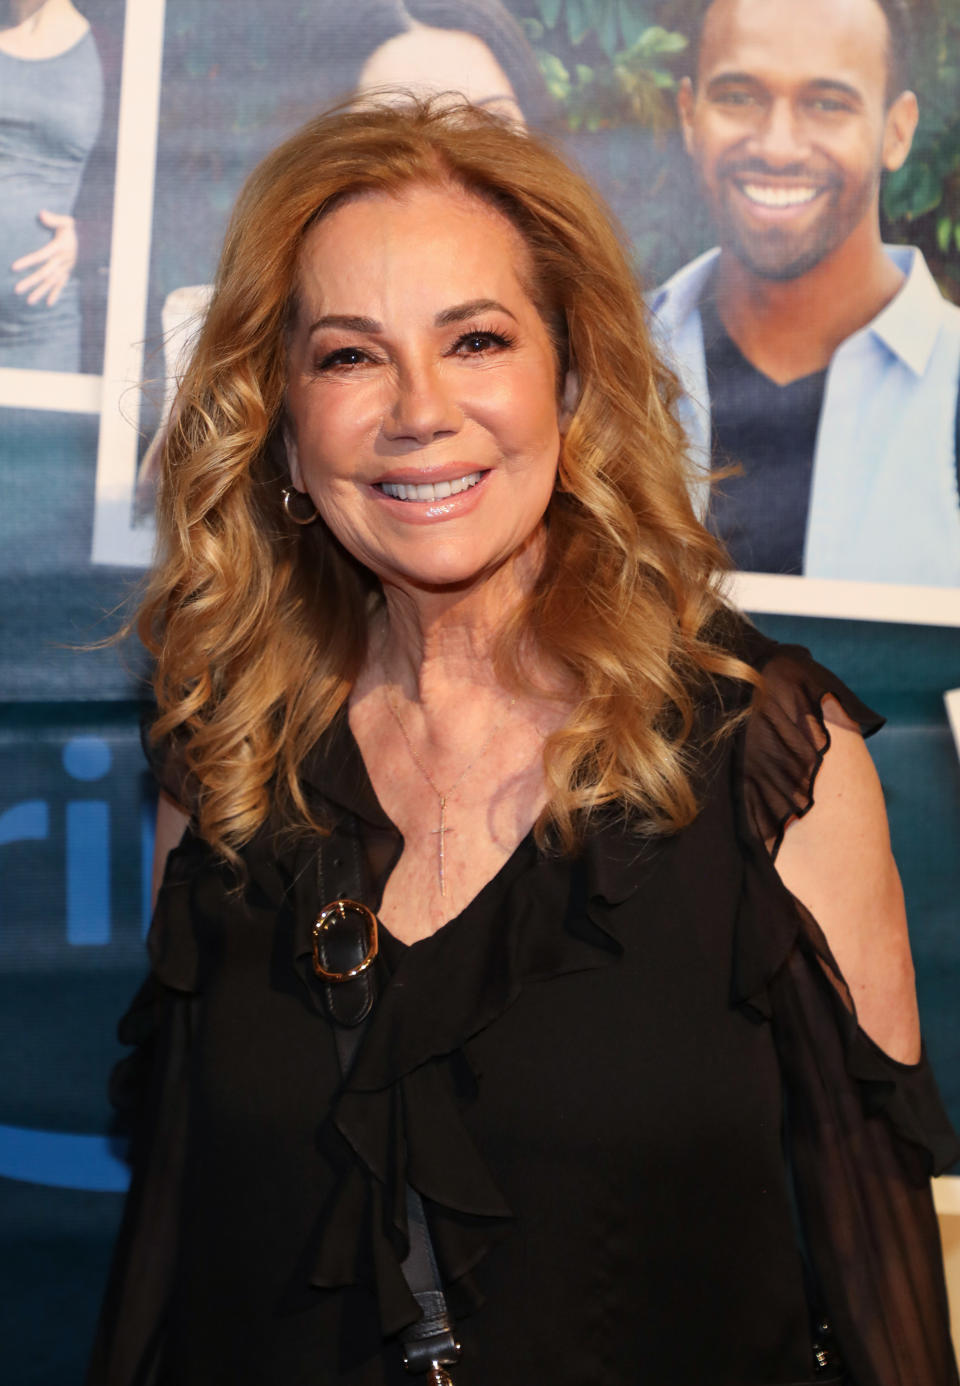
315, 832, 461, 1380
396, 1186, 462, 1376
315, 834, 376, 1029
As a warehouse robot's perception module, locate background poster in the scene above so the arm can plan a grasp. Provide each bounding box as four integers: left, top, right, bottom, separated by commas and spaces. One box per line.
2, 0, 959, 1378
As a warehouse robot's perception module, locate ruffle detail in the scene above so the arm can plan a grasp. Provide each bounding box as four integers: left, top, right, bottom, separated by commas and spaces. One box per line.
792, 894, 960, 1176
310, 1063, 515, 1335
250, 814, 650, 1336
731, 640, 875, 1018
844, 1025, 960, 1175
108, 827, 209, 1137
741, 643, 884, 859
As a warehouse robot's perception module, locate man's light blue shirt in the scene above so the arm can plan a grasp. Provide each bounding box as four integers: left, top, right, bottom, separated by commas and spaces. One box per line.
649, 245, 960, 586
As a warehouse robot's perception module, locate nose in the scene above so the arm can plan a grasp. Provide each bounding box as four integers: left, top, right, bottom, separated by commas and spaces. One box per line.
383, 361, 463, 445
751, 97, 809, 168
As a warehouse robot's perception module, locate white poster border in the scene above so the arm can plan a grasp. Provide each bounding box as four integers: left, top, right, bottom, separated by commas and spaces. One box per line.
729, 571, 960, 629
90, 0, 166, 569
0, 369, 101, 413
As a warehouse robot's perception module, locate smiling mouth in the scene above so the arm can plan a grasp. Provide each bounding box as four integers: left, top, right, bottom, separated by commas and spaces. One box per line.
376, 471, 485, 502
738, 182, 823, 209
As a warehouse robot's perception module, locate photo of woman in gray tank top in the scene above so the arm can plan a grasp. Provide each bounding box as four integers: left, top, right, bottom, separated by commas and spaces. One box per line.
0, 0, 103, 372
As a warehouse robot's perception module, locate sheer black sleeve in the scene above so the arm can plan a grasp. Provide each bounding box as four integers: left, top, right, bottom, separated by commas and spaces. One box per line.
85, 831, 206, 1385
733, 640, 960, 1386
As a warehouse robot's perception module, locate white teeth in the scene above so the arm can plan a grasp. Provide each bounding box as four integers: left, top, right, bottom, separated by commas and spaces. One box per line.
742, 183, 820, 208
379, 471, 482, 502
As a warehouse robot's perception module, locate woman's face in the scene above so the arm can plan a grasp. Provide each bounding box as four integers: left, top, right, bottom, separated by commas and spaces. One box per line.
357, 24, 524, 125
285, 183, 570, 597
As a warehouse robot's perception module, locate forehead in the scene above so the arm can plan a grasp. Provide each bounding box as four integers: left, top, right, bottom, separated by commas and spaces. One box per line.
698, 0, 890, 94
295, 184, 535, 312
356, 28, 522, 123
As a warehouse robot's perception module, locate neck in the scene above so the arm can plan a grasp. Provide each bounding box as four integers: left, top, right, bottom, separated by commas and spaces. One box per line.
374, 536, 543, 710
7, 0, 57, 26
715, 215, 904, 385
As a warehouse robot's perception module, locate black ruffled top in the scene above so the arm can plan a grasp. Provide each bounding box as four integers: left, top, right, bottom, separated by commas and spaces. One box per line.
88, 625, 960, 1386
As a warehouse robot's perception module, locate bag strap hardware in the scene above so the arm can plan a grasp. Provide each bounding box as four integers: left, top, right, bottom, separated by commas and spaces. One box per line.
315, 834, 462, 1381
424, 1366, 457, 1386
312, 898, 378, 983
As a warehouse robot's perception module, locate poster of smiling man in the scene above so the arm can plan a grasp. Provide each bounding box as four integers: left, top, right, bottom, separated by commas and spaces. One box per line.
648, 0, 960, 620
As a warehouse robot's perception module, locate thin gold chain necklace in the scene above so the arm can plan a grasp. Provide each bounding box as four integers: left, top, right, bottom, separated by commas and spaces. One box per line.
383, 688, 516, 898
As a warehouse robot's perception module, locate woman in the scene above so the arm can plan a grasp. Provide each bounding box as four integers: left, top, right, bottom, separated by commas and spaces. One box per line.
0, 0, 102, 370
91, 99, 958, 1385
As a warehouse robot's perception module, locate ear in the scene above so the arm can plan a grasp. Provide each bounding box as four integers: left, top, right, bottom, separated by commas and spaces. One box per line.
882, 90, 919, 172
677, 77, 696, 156
282, 420, 305, 491
558, 368, 579, 432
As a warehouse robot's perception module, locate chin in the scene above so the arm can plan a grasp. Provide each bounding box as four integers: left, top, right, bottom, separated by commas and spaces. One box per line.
729, 228, 839, 282
387, 546, 523, 595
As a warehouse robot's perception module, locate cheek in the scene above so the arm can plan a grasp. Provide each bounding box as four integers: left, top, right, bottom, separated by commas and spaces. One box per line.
486, 367, 562, 451
291, 394, 368, 482
694, 118, 729, 158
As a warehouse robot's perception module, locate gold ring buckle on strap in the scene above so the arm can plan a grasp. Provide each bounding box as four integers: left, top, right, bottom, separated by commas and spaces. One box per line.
425, 1367, 455, 1386
312, 899, 379, 982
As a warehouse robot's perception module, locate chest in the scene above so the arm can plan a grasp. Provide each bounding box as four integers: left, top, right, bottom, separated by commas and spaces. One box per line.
199, 794, 773, 1155
356, 727, 550, 944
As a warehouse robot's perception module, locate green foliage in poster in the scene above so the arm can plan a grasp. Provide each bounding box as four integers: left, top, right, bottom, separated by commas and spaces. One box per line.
525, 0, 687, 130
880, 0, 960, 295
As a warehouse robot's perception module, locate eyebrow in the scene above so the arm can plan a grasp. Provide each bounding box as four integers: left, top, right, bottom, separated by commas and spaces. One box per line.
704, 70, 764, 95
306, 313, 380, 335
806, 78, 863, 104
306, 298, 517, 337
435, 298, 517, 327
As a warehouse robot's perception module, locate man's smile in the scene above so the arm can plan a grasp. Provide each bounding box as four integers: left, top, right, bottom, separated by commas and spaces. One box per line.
737, 181, 824, 209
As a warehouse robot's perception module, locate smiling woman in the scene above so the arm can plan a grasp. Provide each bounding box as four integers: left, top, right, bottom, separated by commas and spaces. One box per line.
284, 186, 569, 609
89, 98, 959, 1386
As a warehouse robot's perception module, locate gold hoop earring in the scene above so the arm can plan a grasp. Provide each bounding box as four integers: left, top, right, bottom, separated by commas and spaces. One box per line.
282, 486, 318, 526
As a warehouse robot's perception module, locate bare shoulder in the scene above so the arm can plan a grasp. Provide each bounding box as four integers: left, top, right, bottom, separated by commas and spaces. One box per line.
773, 695, 921, 1064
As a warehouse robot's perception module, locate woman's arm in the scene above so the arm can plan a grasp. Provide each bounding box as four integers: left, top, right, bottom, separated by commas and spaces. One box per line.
773, 695, 922, 1065
152, 791, 191, 911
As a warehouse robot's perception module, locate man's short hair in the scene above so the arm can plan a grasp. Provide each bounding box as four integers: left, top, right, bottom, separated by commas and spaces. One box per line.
683, 0, 915, 104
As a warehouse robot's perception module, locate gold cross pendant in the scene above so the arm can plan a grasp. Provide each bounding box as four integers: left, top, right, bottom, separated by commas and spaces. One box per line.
429, 794, 455, 897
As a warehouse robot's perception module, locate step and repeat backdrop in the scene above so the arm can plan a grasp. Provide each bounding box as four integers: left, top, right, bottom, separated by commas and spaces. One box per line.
1, 0, 959, 1378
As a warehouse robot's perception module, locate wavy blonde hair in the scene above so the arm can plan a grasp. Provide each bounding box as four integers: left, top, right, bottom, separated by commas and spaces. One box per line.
140, 96, 754, 862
